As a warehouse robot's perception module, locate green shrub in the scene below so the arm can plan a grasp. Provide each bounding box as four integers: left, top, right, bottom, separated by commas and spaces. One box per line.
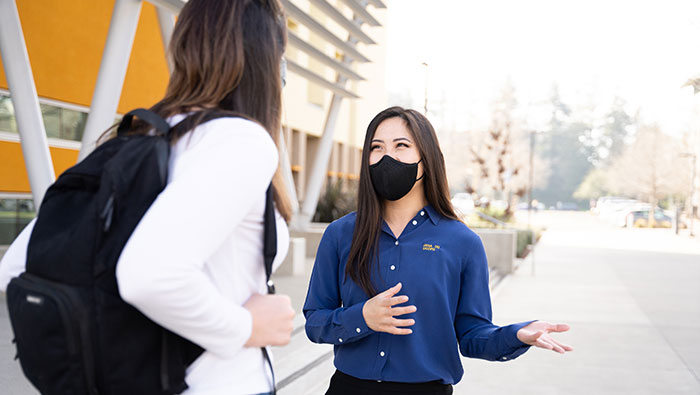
313, 179, 358, 223
516, 229, 534, 258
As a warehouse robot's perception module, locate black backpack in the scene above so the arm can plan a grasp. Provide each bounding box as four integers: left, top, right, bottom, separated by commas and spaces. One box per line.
5, 109, 278, 395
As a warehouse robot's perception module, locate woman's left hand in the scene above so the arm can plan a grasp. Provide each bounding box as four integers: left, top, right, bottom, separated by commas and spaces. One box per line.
516, 321, 573, 354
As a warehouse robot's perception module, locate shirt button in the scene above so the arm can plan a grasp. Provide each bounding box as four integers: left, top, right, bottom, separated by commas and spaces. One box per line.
390, 265, 396, 270
380, 351, 385, 357
420, 211, 425, 216
356, 328, 361, 333
395, 240, 399, 246
412, 220, 417, 225
339, 338, 343, 343
501, 356, 508, 361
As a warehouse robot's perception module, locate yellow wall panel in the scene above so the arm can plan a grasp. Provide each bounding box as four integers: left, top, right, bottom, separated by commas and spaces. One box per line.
0, 140, 79, 194
0, 0, 109, 106
119, 3, 170, 113
0, 1, 169, 114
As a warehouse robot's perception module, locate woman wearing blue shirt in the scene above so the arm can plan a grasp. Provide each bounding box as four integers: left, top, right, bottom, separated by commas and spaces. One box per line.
303, 107, 572, 395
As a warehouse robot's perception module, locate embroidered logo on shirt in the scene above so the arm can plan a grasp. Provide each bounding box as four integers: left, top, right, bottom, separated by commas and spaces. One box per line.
422, 243, 441, 252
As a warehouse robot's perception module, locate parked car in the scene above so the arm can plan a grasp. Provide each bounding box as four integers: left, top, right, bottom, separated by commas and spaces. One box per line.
490, 200, 508, 211
625, 210, 673, 228
517, 201, 546, 211
451, 193, 475, 217
599, 198, 638, 222
612, 202, 651, 227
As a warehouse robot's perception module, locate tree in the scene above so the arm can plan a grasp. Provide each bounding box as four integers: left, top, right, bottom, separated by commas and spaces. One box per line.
573, 168, 612, 200
469, 82, 531, 216
607, 124, 690, 225
579, 96, 637, 167
533, 86, 593, 207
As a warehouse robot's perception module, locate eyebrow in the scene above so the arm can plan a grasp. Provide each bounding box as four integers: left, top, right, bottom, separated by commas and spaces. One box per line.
371, 137, 413, 144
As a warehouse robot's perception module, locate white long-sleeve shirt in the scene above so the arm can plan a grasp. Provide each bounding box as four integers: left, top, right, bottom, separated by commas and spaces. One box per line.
0, 115, 289, 395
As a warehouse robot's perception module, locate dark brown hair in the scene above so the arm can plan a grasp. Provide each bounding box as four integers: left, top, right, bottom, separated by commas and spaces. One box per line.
346, 107, 461, 297
111, 0, 291, 220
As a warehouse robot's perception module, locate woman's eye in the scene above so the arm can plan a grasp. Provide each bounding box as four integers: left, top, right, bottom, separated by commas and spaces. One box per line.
397, 143, 408, 148
371, 145, 381, 150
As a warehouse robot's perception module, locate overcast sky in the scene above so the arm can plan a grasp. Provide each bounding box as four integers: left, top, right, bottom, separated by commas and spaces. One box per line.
384, 0, 700, 136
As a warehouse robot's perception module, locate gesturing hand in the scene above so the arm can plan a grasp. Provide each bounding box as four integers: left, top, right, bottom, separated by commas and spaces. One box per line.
517, 321, 573, 354
362, 282, 417, 335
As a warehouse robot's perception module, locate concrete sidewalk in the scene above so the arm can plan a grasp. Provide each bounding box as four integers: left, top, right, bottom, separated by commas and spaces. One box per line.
455, 211, 700, 394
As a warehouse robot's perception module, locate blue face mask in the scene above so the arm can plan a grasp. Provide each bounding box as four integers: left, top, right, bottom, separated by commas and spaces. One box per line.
369, 155, 423, 201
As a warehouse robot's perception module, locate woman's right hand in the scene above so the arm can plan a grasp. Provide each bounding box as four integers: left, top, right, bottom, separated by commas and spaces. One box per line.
243, 293, 295, 347
362, 282, 416, 335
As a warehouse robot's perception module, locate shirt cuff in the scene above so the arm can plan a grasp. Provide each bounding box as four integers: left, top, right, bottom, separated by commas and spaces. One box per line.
342, 302, 372, 339
504, 320, 537, 349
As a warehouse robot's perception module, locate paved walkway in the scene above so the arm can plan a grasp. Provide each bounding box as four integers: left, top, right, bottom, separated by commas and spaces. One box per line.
2, 211, 699, 394
454, 211, 700, 394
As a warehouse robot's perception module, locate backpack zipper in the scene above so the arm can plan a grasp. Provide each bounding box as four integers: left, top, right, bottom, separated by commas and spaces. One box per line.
100, 194, 115, 232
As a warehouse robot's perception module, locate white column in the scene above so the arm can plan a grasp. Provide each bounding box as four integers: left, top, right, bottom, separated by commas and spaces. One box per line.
78, 0, 143, 160
0, 0, 55, 208
294, 4, 371, 230
296, 91, 346, 228
155, 6, 175, 73
279, 128, 300, 214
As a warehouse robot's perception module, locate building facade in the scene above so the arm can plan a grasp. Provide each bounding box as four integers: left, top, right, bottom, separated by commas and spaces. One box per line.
0, 0, 388, 243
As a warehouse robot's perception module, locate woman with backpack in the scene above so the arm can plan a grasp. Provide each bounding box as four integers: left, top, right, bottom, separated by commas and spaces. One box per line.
303, 107, 573, 395
1, 1, 294, 394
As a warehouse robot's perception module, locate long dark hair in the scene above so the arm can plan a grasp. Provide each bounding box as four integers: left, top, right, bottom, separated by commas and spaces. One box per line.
106, 0, 291, 220
346, 107, 461, 297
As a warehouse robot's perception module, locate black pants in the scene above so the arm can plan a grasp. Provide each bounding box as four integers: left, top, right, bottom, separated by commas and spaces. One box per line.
325, 370, 453, 395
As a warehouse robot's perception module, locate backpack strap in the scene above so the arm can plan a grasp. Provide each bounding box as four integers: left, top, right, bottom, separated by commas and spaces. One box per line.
262, 184, 278, 394
263, 185, 277, 294
117, 108, 170, 136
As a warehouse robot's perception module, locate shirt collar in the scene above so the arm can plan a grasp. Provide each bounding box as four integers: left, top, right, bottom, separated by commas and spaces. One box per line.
423, 204, 440, 226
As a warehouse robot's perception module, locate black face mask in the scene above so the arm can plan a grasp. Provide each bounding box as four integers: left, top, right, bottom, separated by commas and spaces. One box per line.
369, 155, 423, 201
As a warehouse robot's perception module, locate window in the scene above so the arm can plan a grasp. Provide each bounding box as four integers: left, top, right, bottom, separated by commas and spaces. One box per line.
286, 19, 300, 63
0, 95, 18, 134
40, 102, 87, 141
0, 197, 35, 245
0, 92, 88, 142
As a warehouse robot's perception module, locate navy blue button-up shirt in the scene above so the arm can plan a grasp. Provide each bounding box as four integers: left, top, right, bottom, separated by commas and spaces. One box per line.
303, 205, 533, 384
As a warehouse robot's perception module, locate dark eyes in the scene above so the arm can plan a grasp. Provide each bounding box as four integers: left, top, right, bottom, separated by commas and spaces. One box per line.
371, 143, 408, 150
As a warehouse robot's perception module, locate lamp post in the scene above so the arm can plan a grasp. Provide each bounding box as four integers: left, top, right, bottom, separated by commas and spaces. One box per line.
525, 103, 550, 277
528, 130, 535, 224
680, 152, 697, 237
528, 130, 536, 275
527, 129, 546, 275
